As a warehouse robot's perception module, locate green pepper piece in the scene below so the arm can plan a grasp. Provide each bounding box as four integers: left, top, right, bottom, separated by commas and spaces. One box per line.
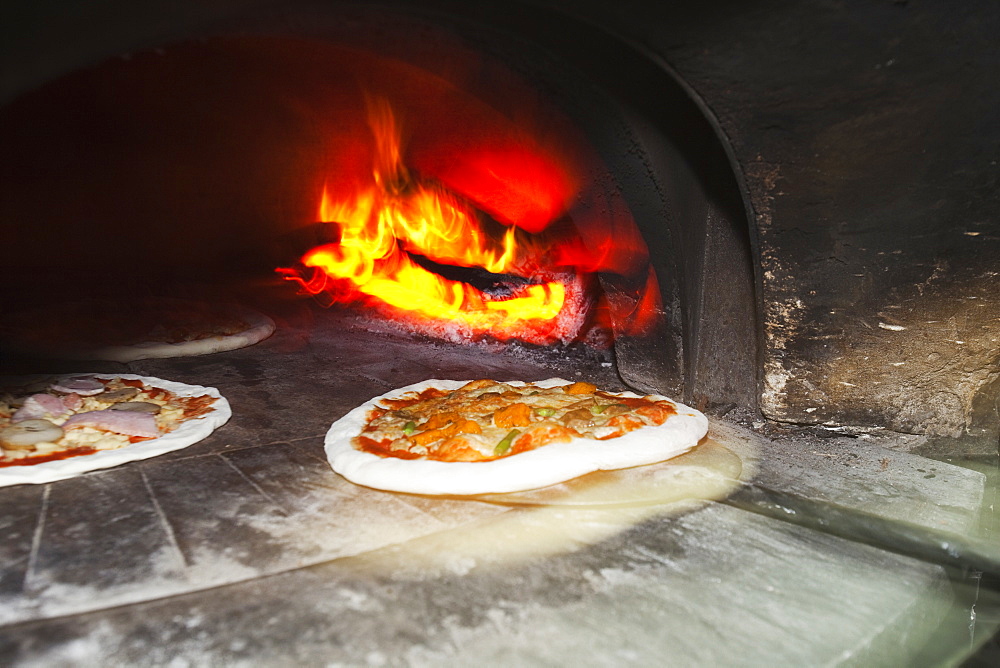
402, 421, 417, 435
591, 404, 606, 414
494, 429, 521, 456
534, 407, 556, 417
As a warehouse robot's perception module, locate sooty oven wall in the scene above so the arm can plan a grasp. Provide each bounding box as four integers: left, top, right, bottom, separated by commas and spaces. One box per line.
0, 0, 759, 415
3, 0, 999, 453
469, 0, 1000, 453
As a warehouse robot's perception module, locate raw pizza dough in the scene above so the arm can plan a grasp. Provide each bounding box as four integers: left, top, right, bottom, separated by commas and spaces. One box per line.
0, 374, 231, 486
325, 378, 709, 495
91, 304, 276, 362
3, 298, 275, 362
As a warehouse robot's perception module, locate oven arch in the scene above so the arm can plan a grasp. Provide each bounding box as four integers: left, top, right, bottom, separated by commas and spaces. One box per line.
1, 0, 759, 415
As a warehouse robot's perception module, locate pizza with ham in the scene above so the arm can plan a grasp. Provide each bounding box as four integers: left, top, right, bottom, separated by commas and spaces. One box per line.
2, 297, 275, 362
0, 374, 231, 486
325, 378, 708, 495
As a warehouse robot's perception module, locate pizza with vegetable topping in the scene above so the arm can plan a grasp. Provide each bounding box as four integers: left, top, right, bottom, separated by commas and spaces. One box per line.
325, 378, 708, 495
0, 374, 231, 486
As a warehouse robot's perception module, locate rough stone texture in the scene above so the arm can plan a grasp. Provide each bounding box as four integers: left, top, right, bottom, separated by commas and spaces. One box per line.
710, 421, 987, 535
706, 2, 997, 442
525, 0, 1000, 445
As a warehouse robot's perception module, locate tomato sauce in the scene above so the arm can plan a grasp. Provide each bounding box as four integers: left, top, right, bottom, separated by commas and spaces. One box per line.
0, 447, 99, 468
180, 394, 218, 419
511, 424, 574, 454
356, 435, 423, 460
380, 387, 449, 410
353, 382, 680, 463
1, 378, 219, 470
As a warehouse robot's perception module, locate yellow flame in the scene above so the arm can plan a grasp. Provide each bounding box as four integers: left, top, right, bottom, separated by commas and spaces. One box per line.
301, 101, 565, 328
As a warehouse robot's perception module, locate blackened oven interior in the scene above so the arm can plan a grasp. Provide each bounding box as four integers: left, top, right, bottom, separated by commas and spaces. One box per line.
0, 3, 757, 414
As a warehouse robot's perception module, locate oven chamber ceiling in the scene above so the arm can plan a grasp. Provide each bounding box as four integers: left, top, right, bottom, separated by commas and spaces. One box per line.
2, 0, 998, 452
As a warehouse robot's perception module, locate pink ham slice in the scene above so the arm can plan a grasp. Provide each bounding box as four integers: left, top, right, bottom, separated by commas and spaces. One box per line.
50, 377, 105, 396
62, 393, 84, 411
61, 410, 160, 438
12, 393, 68, 422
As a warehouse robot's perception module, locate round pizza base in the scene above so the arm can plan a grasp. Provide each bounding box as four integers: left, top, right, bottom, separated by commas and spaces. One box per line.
0, 374, 231, 487
325, 378, 709, 496
4, 299, 275, 363
472, 437, 744, 507
87, 304, 276, 363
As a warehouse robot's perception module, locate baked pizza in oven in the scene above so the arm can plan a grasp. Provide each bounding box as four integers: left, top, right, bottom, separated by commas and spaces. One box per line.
0, 374, 230, 485
326, 378, 708, 495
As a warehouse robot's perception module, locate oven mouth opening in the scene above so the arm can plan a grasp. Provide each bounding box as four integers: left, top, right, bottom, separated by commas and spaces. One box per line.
0, 4, 758, 414
270, 92, 626, 348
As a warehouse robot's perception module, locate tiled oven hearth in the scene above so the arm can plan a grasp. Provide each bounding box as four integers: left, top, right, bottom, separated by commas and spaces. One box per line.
0, 303, 992, 664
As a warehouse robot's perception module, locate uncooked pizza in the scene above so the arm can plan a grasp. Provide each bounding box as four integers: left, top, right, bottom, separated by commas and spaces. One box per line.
2, 297, 275, 362
0, 374, 231, 486
326, 378, 708, 495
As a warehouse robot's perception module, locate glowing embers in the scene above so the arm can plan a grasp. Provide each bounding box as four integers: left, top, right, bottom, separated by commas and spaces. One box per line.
279, 100, 601, 345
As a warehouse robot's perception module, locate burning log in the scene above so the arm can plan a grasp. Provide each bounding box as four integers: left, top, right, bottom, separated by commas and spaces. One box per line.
405, 251, 534, 298
278, 100, 594, 344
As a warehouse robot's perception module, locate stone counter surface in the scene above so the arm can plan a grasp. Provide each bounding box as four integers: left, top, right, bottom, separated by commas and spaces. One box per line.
0, 316, 992, 664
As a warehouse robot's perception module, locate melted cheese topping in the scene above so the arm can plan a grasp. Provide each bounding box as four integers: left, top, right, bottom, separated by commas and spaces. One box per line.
0, 377, 215, 467
356, 379, 677, 462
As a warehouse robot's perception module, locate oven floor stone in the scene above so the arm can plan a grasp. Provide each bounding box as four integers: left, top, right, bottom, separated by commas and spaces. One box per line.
0, 308, 994, 665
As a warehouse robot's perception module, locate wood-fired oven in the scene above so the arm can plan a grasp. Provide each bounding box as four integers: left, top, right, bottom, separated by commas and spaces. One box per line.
1, 0, 997, 664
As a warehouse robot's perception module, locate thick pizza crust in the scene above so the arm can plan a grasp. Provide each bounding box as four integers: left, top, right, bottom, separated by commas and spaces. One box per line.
88, 304, 276, 363
0, 374, 231, 486
325, 378, 709, 495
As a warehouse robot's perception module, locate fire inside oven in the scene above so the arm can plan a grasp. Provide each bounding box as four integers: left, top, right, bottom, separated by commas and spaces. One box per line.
275, 93, 651, 348
0, 2, 996, 666
0, 13, 755, 409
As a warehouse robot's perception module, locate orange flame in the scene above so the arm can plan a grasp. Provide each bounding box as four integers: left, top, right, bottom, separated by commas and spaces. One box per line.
281, 100, 588, 344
